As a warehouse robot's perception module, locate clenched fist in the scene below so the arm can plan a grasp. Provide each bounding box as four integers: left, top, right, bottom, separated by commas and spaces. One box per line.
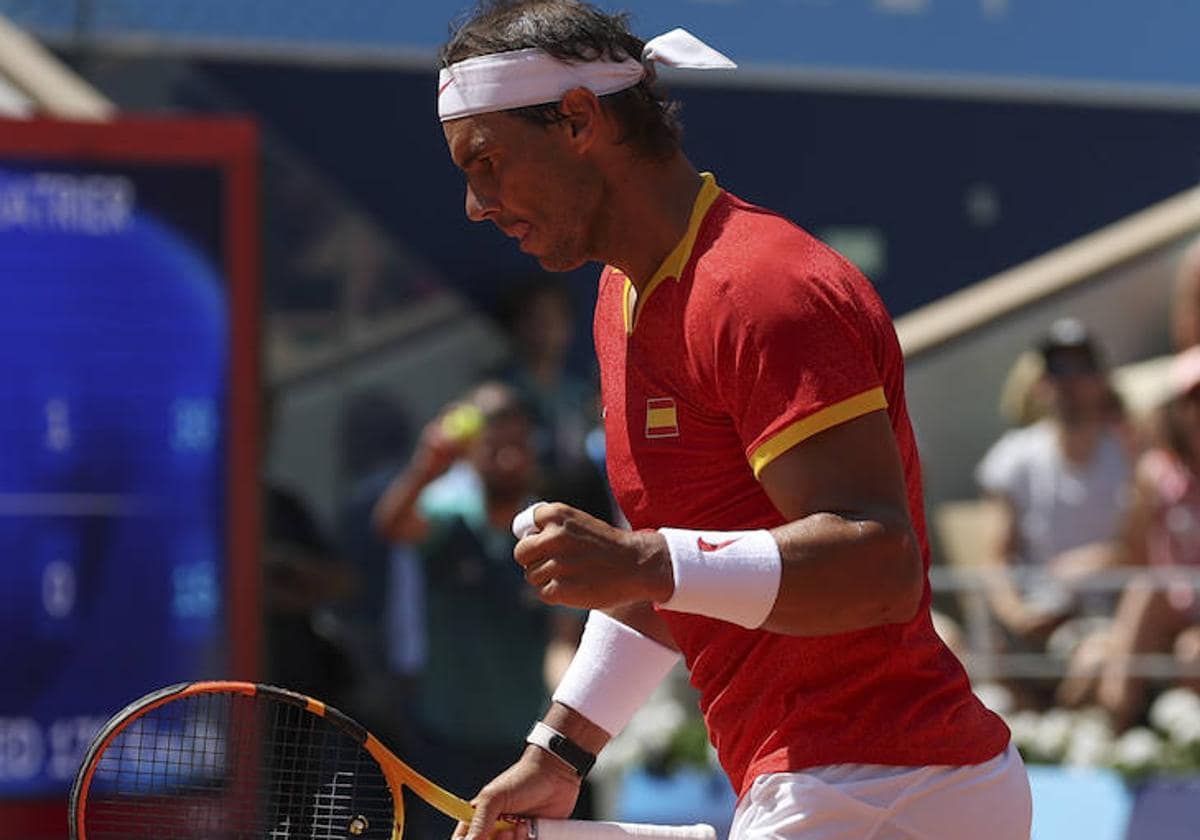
512, 503, 674, 609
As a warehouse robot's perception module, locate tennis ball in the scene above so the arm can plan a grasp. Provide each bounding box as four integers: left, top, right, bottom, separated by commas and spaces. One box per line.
441, 404, 484, 443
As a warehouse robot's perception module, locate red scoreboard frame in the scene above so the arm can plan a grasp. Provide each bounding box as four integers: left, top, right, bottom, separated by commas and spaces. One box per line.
0, 116, 261, 839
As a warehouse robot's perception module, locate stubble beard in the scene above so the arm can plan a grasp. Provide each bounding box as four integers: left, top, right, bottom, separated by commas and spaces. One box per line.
534, 229, 590, 273
533, 176, 604, 274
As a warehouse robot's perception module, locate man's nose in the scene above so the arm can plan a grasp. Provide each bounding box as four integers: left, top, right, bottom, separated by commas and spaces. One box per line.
465, 183, 499, 222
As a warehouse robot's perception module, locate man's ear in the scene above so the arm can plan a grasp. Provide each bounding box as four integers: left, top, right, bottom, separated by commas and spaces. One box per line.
558, 87, 605, 150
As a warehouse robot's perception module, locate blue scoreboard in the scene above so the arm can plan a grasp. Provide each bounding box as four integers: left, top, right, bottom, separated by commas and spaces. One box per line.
0, 118, 260, 836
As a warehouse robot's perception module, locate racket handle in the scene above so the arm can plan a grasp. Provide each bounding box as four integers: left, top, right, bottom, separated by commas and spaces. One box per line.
530, 819, 717, 839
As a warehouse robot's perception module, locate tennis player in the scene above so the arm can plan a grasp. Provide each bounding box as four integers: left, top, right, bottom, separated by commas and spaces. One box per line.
436, 2, 1031, 838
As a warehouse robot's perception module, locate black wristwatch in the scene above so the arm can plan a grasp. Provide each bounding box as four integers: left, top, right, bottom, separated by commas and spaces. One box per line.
526, 721, 596, 778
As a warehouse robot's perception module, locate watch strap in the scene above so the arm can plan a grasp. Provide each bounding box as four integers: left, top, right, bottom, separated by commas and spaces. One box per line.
526, 721, 596, 778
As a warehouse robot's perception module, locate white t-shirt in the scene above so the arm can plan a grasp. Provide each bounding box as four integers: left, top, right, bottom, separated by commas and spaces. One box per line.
975, 419, 1131, 615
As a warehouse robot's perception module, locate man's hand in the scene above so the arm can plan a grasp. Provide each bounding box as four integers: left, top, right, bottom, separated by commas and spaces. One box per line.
454, 746, 582, 840
372, 406, 478, 543
514, 503, 674, 609
1050, 541, 1121, 585
417, 407, 478, 476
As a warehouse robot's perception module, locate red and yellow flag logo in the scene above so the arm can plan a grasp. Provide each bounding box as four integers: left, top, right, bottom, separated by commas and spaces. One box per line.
645, 397, 679, 439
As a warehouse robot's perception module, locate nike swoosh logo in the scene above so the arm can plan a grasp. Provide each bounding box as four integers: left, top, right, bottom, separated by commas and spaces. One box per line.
697, 537, 740, 552
438, 77, 455, 95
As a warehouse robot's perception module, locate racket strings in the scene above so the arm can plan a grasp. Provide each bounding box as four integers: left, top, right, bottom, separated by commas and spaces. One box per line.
80, 690, 395, 839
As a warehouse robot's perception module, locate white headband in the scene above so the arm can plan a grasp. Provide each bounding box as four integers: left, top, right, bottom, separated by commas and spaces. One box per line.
437, 27, 735, 122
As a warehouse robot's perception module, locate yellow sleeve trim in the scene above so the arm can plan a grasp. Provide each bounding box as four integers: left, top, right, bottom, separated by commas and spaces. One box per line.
748, 387, 889, 478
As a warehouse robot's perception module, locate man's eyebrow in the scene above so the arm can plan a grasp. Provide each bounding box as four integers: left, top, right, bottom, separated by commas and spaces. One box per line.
456, 136, 491, 170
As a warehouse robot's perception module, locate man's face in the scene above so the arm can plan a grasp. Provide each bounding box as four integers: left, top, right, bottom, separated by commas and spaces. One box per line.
470, 415, 535, 497
443, 111, 601, 272
1042, 347, 1108, 421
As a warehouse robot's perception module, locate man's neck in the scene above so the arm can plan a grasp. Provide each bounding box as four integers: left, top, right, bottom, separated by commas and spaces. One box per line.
596, 154, 704, 292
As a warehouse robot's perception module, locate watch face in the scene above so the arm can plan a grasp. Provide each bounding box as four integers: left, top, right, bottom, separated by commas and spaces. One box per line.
550, 733, 592, 774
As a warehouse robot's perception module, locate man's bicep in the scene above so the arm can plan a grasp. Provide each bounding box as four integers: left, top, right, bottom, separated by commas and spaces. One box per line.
757, 409, 912, 527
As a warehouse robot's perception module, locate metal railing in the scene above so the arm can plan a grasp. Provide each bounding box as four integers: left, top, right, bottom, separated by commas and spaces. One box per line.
929, 565, 1200, 682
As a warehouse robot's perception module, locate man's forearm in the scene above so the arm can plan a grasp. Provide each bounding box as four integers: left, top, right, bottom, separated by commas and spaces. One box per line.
1052, 540, 1122, 583
539, 701, 613, 758
545, 608, 681, 745
643, 512, 923, 637
763, 512, 924, 635
371, 453, 440, 542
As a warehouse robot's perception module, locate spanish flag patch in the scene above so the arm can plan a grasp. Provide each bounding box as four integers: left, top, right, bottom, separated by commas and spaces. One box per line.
645, 397, 680, 439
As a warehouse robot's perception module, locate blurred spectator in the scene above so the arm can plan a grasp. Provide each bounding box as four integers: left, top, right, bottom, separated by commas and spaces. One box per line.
1097, 346, 1200, 730
1170, 235, 1200, 352
998, 349, 1050, 428
262, 481, 356, 705
493, 274, 613, 521
1106, 235, 1200, 423
1001, 346, 1131, 444
372, 381, 584, 833
976, 318, 1134, 707
334, 388, 423, 746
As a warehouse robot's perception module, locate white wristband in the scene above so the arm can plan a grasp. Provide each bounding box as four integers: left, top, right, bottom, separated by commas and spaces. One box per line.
657, 528, 781, 628
552, 611, 682, 738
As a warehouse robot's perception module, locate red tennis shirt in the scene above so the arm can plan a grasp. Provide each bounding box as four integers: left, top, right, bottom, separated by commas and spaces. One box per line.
594, 174, 1009, 798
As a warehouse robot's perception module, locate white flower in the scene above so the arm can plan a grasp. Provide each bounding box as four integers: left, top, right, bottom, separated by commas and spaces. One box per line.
1005, 710, 1042, 754
593, 734, 642, 776
1063, 710, 1115, 768
595, 691, 690, 774
624, 696, 686, 753
973, 682, 1015, 716
1111, 727, 1165, 772
1032, 708, 1075, 761
1148, 688, 1200, 746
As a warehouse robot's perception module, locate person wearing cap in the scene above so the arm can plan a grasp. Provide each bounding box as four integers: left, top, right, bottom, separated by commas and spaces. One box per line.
436, 2, 1028, 838
372, 382, 585, 837
1095, 345, 1200, 730
975, 318, 1133, 707
1106, 234, 1200, 420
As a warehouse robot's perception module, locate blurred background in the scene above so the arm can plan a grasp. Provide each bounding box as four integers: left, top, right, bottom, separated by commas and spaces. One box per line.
1, 1, 1199, 838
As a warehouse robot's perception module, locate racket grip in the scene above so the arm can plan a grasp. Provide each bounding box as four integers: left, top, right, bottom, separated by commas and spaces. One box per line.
530, 819, 717, 839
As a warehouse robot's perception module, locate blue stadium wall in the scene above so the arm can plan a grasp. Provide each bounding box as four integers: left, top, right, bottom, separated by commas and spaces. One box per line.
199, 60, 1200, 329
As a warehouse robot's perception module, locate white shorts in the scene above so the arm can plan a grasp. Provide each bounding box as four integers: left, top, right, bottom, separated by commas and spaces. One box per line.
728, 744, 1031, 840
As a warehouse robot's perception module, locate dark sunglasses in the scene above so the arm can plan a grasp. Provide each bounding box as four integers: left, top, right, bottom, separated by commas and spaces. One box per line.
1045, 354, 1099, 378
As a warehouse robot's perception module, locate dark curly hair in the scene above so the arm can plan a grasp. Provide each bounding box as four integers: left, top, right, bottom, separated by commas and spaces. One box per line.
441, 0, 683, 161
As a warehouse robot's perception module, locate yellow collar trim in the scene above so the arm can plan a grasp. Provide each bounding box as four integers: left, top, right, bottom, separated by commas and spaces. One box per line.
621, 172, 721, 335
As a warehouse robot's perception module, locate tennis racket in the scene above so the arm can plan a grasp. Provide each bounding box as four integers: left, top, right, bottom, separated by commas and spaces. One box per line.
69, 681, 716, 839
